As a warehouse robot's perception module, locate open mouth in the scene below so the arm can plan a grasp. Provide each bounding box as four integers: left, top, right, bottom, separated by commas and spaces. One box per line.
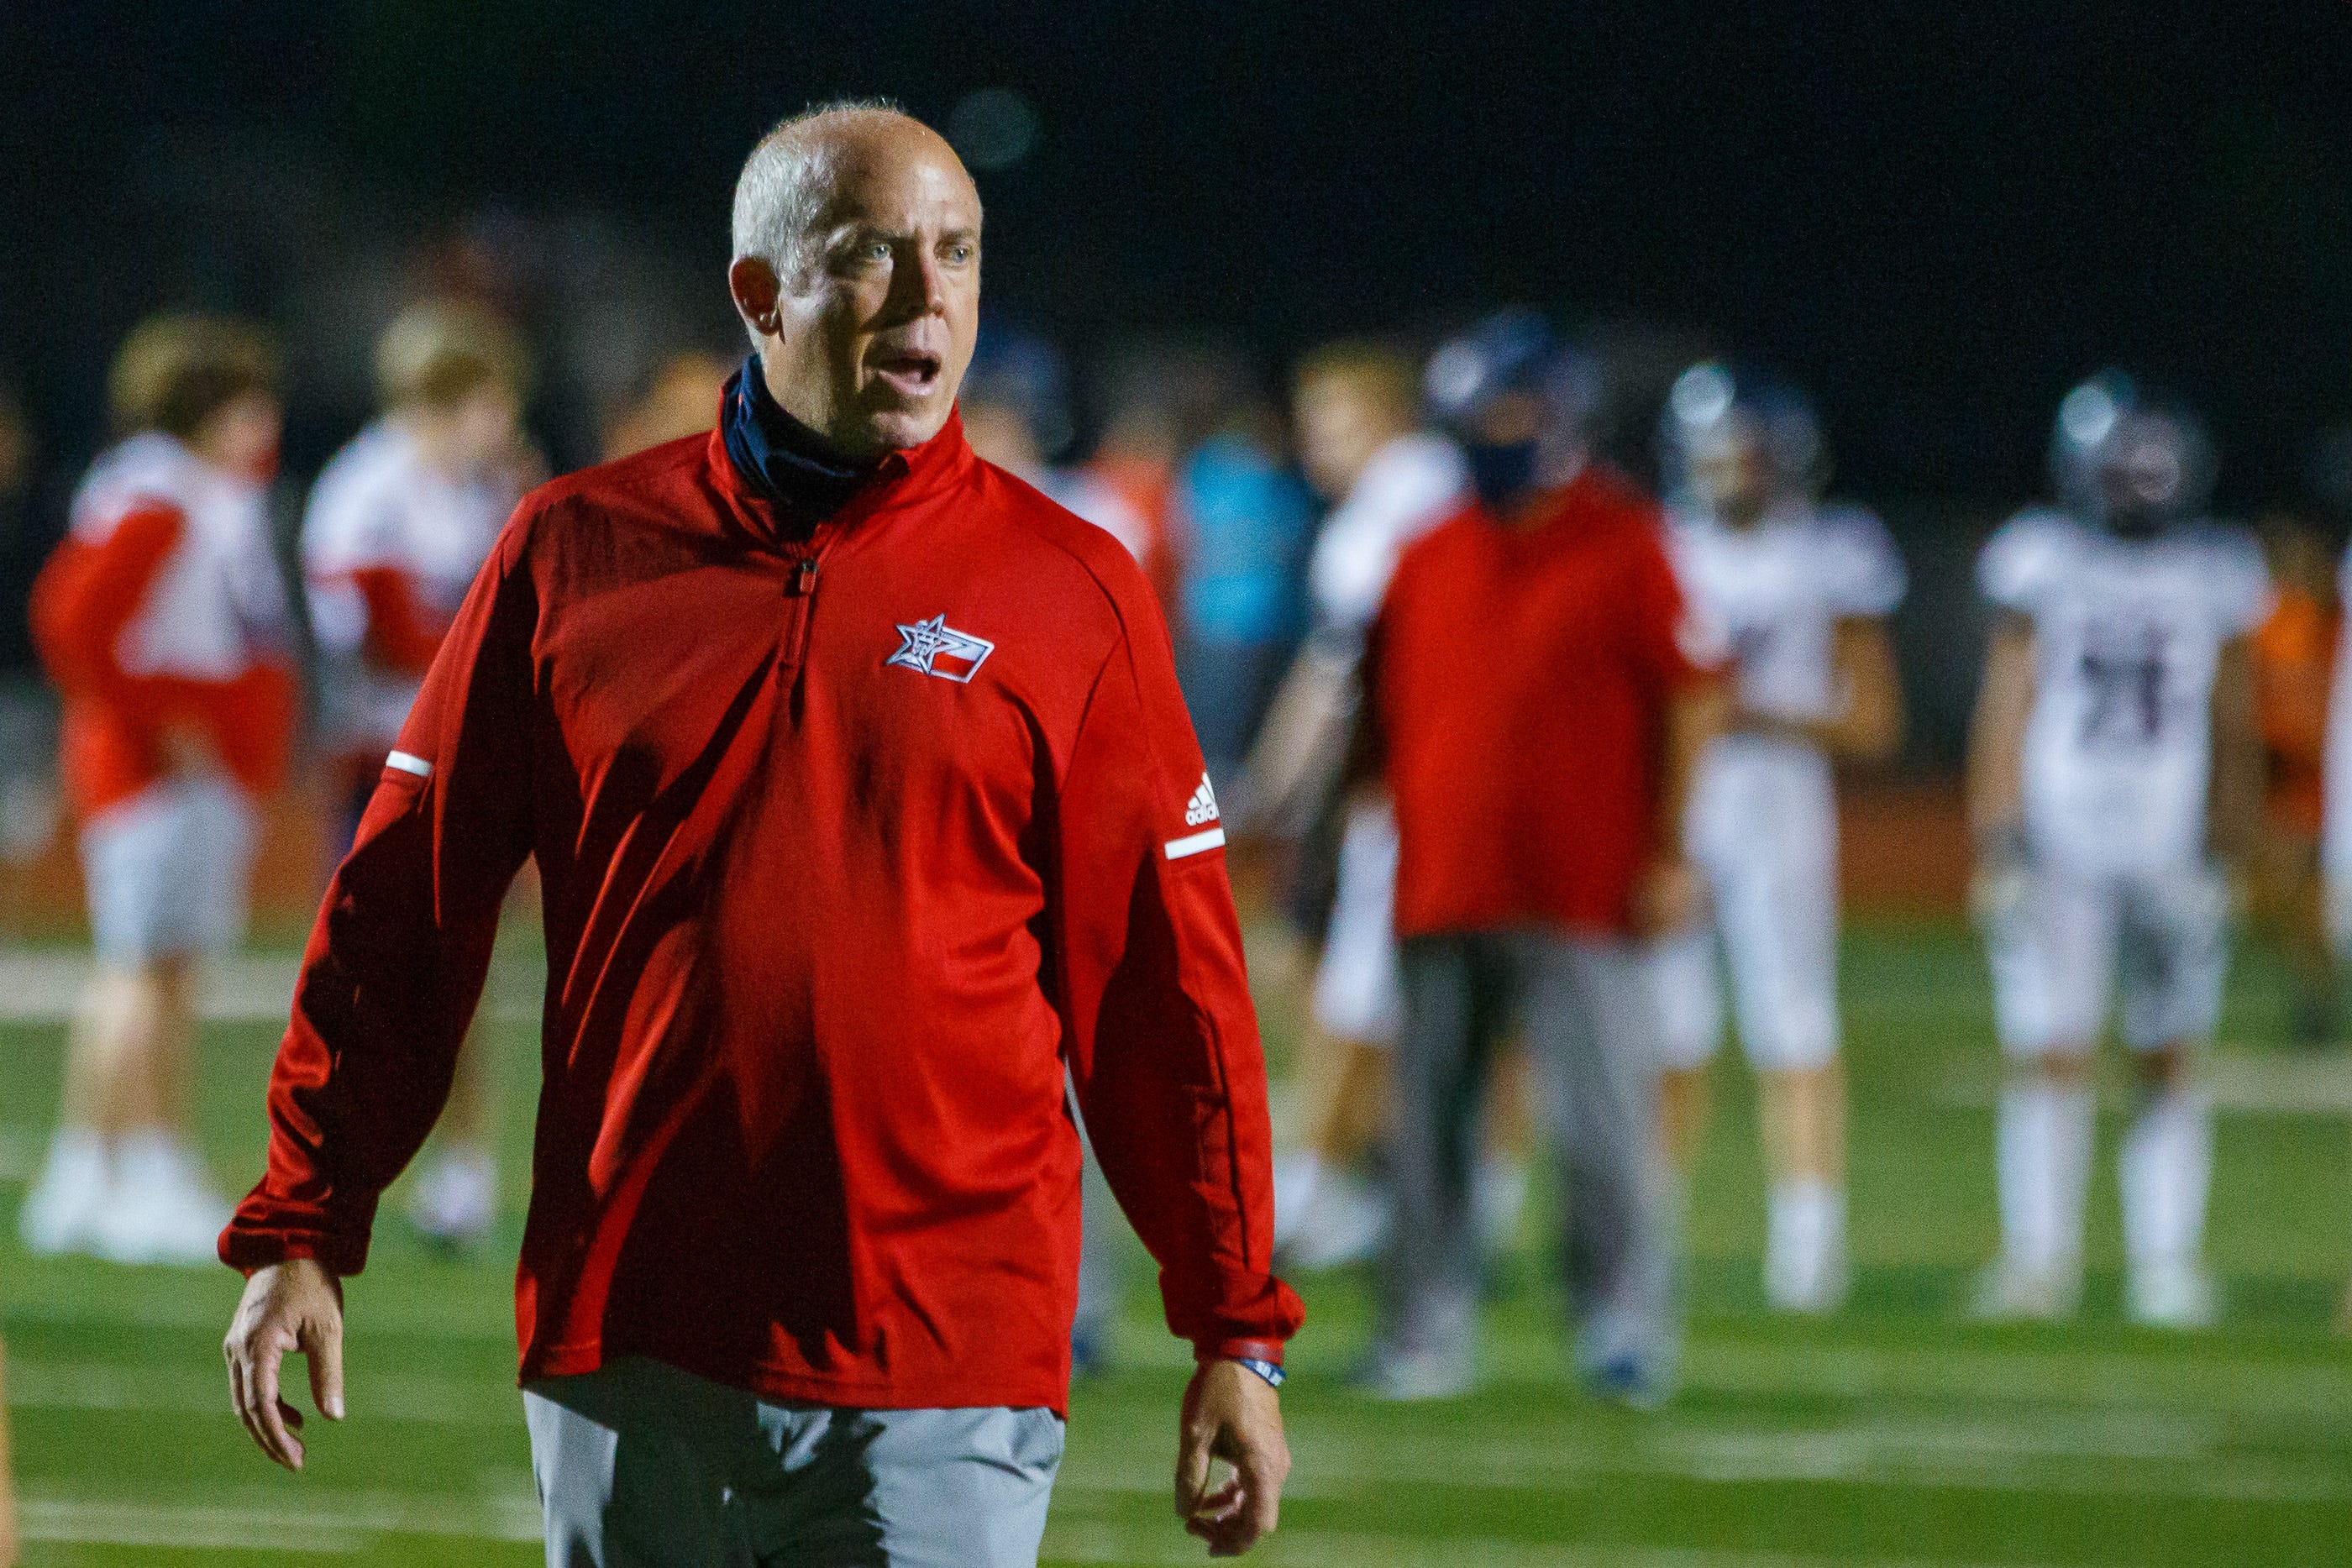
870, 349, 942, 401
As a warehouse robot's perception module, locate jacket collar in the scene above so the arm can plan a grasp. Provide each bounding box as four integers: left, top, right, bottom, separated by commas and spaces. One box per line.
709, 359, 976, 550
721, 357, 865, 515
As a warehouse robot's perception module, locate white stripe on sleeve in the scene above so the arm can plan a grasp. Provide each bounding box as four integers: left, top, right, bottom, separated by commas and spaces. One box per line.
1163, 826, 1226, 860
385, 750, 433, 779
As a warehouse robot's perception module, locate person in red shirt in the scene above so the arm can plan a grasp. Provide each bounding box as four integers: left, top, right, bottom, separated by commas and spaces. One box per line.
1360, 312, 1725, 1404
219, 102, 1299, 1564
19, 315, 297, 1266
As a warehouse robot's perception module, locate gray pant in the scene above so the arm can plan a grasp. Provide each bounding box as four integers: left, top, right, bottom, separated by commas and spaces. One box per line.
523, 1357, 1064, 1567
1383, 931, 1675, 1374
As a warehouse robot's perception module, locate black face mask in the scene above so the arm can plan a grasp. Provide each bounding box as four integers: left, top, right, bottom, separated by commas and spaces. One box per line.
1465, 438, 1539, 511
2102, 503, 2169, 538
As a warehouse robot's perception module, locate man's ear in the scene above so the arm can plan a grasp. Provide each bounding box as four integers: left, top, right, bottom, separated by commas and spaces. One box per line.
728, 256, 783, 339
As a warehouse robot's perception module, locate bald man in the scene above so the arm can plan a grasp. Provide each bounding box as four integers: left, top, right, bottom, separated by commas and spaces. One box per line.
219, 102, 1300, 1565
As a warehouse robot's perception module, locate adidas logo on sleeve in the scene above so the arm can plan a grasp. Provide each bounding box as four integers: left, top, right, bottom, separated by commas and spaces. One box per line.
1165, 774, 1226, 861
1184, 774, 1220, 827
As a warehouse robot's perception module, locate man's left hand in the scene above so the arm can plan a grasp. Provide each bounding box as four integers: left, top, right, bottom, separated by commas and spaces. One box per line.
1174, 1359, 1289, 1557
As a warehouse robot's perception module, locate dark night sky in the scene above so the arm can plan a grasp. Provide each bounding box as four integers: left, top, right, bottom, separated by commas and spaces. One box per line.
5, 0, 2352, 507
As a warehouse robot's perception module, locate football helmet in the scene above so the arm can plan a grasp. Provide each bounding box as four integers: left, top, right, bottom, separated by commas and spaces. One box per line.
1421, 309, 1596, 510
1658, 360, 1824, 517
960, 323, 1074, 460
2049, 370, 2213, 534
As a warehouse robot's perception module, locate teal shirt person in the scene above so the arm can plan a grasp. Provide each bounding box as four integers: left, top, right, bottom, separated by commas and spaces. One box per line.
1171, 430, 1315, 777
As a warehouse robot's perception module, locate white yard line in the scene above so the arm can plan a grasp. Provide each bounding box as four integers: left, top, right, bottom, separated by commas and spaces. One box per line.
1061, 1424, 2352, 1508
1043, 1519, 2076, 1568
18, 1490, 543, 1550
31, 1345, 2346, 1506
17, 1500, 364, 1553
1937, 1049, 2352, 1115
7, 1359, 520, 1426
0, 1280, 517, 1340
0, 949, 543, 1025
1688, 1339, 2352, 1424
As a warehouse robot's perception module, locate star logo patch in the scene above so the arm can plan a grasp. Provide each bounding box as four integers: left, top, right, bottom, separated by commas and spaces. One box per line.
886, 614, 995, 683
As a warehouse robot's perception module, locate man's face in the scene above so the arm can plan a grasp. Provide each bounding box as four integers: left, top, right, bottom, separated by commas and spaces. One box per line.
446, 385, 522, 479
761, 135, 982, 458
1688, 432, 1771, 527
2097, 412, 2187, 532
1294, 375, 1398, 501
193, 391, 282, 486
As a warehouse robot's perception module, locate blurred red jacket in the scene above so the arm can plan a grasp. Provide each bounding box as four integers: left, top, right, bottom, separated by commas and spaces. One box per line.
30, 434, 296, 817
1368, 464, 1718, 939
222, 414, 1300, 1413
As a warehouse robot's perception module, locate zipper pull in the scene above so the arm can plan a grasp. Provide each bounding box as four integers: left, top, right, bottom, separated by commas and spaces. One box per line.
790, 558, 818, 595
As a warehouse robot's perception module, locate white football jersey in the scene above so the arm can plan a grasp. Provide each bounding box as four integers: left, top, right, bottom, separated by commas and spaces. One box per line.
302, 418, 521, 746
1981, 509, 2271, 875
303, 420, 517, 642
1307, 433, 1467, 636
1668, 500, 1906, 726
71, 433, 289, 681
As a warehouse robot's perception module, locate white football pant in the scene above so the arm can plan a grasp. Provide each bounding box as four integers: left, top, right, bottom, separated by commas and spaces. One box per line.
1655, 741, 1840, 1073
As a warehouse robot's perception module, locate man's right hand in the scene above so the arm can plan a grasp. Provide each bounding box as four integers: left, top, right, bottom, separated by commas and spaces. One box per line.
223, 1258, 345, 1471
1174, 1359, 1289, 1557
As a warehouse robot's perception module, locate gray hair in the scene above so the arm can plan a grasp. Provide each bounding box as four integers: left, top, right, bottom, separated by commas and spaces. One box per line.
731, 97, 906, 343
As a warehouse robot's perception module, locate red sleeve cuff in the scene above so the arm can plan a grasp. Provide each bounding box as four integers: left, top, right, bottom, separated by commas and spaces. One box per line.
218, 1219, 372, 1279
1194, 1338, 1286, 1366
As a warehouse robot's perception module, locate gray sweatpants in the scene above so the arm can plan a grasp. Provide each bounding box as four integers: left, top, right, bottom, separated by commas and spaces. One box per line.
523, 1357, 1064, 1567
1382, 930, 1675, 1376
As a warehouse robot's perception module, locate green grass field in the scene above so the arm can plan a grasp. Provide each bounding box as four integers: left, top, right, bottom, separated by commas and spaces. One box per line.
7, 920, 2352, 1565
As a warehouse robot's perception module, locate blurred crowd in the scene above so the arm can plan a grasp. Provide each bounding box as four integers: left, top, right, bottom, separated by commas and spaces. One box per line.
8, 276, 2352, 1411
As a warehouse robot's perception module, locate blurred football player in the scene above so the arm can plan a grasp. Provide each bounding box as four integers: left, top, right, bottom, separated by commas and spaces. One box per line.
1969, 371, 2265, 1327
1650, 364, 1905, 1313
601, 347, 729, 462
2323, 485, 2352, 984
1086, 382, 1183, 612
959, 327, 1152, 556
1249, 339, 1469, 1268
2316, 501, 2352, 1329
1172, 400, 1316, 789
1362, 312, 1725, 1403
302, 299, 535, 1248
2244, 512, 2340, 1046
20, 315, 297, 1263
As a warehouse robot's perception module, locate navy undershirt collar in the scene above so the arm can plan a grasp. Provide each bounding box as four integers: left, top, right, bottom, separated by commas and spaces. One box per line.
721, 356, 870, 526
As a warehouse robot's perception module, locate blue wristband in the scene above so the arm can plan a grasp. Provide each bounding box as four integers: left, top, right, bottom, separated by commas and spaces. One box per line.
1234, 1356, 1286, 1389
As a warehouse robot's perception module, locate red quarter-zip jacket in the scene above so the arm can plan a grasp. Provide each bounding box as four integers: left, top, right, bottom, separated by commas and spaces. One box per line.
222, 412, 1302, 1413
